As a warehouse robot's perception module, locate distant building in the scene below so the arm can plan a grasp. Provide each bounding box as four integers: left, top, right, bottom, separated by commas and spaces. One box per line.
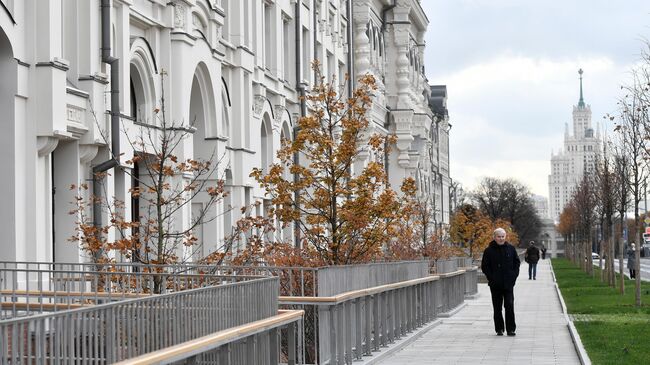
532, 195, 549, 220
548, 69, 601, 222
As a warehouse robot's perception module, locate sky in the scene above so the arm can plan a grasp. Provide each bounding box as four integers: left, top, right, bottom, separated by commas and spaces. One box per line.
421, 0, 650, 198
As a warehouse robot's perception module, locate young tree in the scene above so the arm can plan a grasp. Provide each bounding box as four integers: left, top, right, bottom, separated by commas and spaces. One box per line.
571, 175, 598, 275
557, 202, 578, 263
615, 76, 650, 305
70, 71, 229, 293
611, 142, 631, 294
252, 63, 414, 265
593, 139, 618, 286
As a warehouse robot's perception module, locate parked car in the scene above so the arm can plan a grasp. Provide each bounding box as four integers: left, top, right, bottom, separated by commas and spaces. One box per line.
592, 252, 600, 260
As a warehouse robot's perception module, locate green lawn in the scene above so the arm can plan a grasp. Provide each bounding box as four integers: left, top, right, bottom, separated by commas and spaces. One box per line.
552, 258, 650, 365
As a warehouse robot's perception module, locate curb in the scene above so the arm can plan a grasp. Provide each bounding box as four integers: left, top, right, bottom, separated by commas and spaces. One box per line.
550, 261, 592, 365
438, 301, 468, 318
357, 301, 469, 365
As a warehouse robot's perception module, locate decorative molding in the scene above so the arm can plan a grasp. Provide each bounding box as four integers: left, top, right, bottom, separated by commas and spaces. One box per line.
273, 104, 286, 131
37, 136, 59, 157
66, 106, 84, 124
67, 121, 89, 140
35, 58, 70, 72
78, 73, 110, 85
252, 95, 265, 118
174, 3, 186, 29
79, 145, 99, 164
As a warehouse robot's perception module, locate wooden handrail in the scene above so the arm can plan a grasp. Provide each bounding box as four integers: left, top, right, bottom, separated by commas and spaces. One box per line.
0, 289, 152, 298
278, 274, 450, 305
0, 302, 87, 311
436, 269, 467, 278
114, 310, 304, 365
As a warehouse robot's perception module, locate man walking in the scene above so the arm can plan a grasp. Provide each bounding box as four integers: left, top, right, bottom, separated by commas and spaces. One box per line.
525, 241, 540, 280
481, 228, 520, 336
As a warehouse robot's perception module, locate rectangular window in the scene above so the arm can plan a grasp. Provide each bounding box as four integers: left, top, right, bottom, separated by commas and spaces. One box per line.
302, 27, 310, 84
282, 15, 293, 83
264, 3, 273, 72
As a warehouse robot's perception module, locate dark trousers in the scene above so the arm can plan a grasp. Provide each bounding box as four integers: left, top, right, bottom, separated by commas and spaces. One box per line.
490, 286, 516, 333
528, 262, 537, 279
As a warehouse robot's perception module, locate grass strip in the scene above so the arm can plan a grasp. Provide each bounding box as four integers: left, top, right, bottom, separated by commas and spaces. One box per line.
552, 258, 650, 365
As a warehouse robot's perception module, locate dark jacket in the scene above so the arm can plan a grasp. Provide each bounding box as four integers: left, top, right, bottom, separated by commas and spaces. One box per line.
627, 248, 637, 270
525, 246, 540, 264
481, 241, 520, 289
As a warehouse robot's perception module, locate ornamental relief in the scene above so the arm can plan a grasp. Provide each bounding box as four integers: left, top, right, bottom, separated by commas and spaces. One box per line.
273, 105, 286, 131
174, 4, 186, 28
66, 106, 84, 124
252, 95, 265, 118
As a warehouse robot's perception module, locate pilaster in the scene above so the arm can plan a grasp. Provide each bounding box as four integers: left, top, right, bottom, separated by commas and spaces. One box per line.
393, 1, 412, 109
352, 0, 370, 80
391, 109, 414, 168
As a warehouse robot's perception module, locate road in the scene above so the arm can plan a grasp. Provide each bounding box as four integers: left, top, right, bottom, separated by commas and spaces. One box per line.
592, 257, 650, 281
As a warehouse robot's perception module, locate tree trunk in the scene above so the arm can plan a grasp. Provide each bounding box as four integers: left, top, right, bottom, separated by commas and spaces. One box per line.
634, 219, 642, 306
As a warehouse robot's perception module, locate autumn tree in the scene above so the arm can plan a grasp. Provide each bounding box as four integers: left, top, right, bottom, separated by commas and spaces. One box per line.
471, 177, 542, 245
557, 202, 578, 264
70, 71, 229, 293
252, 63, 414, 265
450, 204, 493, 259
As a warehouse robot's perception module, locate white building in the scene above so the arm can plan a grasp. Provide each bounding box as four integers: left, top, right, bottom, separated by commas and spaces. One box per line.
549, 69, 600, 222
0, 0, 451, 263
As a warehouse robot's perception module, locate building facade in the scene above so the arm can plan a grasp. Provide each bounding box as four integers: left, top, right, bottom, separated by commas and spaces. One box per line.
0, 0, 451, 263
532, 194, 549, 220
548, 69, 600, 222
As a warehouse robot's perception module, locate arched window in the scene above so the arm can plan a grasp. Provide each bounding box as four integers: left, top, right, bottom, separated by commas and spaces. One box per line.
129, 39, 157, 123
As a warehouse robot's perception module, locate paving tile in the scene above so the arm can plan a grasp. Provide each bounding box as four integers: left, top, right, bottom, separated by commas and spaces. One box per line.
379, 260, 580, 365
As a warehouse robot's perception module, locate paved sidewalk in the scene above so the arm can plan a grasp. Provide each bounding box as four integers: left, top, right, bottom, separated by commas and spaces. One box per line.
380, 259, 580, 365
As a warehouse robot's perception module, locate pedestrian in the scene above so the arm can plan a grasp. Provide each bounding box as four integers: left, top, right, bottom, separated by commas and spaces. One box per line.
627, 243, 637, 279
525, 241, 540, 280
541, 247, 547, 260
481, 227, 521, 336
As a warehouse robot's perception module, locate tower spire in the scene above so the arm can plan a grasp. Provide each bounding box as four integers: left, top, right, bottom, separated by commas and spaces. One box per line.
578, 68, 585, 108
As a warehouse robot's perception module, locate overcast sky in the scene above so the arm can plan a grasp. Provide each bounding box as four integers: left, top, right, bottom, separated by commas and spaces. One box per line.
421, 0, 650, 198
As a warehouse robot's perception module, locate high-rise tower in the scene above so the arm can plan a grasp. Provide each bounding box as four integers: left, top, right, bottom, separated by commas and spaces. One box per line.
548, 69, 601, 221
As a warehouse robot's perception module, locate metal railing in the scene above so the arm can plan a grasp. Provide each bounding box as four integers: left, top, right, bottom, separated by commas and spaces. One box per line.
0, 265, 265, 319
433, 258, 459, 274
0, 258, 478, 364
116, 310, 305, 365
0, 276, 279, 363
316, 261, 429, 296
0, 261, 318, 297
279, 268, 475, 364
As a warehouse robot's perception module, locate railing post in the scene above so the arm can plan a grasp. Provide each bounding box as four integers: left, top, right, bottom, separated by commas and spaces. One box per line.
355, 299, 362, 360
329, 305, 337, 364
288, 322, 297, 365
269, 328, 279, 365
387, 290, 394, 344
218, 343, 231, 365
337, 304, 345, 364
345, 302, 352, 364
372, 294, 380, 351
364, 296, 372, 356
